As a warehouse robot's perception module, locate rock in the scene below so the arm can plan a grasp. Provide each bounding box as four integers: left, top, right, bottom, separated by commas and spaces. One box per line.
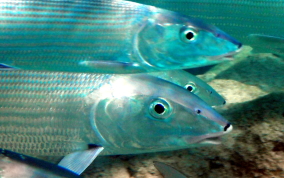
208, 79, 268, 104
214, 54, 284, 93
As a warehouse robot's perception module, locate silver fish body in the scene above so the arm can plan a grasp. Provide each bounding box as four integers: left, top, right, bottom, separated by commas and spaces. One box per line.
0, 70, 232, 156
0, 0, 241, 73
150, 70, 225, 106
130, 0, 284, 55
0, 149, 81, 178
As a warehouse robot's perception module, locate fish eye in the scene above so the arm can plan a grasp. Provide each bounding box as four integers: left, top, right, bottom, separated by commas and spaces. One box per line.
154, 103, 165, 114
149, 98, 172, 119
186, 31, 194, 40
195, 109, 201, 114
180, 27, 197, 43
184, 83, 196, 92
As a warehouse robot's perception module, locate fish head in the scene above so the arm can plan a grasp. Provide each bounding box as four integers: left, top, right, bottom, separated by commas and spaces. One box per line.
136, 9, 242, 70
89, 74, 232, 155
151, 70, 226, 106
183, 80, 226, 106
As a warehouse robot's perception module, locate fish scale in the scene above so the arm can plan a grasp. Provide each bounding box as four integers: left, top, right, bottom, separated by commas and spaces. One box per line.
0, 126, 87, 156
0, 71, 109, 156
0, 111, 89, 150
0, 0, 149, 72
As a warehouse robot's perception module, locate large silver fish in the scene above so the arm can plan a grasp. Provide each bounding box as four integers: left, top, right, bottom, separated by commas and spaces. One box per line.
130, 0, 284, 56
151, 70, 225, 106
0, 0, 241, 73
0, 70, 232, 157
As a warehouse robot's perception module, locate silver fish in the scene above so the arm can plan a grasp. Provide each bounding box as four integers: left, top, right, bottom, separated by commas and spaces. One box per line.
0, 0, 241, 73
151, 70, 225, 106
0, 70, 232, 156
130, 0, 284, 56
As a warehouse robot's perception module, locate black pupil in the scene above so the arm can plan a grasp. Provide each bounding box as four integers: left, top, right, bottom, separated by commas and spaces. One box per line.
186, 31, 194, 40
186, 85, 193, 92
154, 104, 165, 114
224, 123, 231, 131
196, 109, 201, 114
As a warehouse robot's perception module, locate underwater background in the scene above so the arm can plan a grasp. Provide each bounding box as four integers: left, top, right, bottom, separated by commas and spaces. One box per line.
0, 0, 283, 177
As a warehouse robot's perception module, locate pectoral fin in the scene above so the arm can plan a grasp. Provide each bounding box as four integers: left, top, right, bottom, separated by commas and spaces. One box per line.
79, 60, 145, 73
248, 34, 284, 56
154, 161, 187, 178
0, 148, 81, 177
0, 63, 19, 70
58, 146, 104, 175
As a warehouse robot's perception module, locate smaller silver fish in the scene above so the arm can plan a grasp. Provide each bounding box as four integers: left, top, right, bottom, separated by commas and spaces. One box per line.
154, 161, 187, 178
151, 70, 225, 106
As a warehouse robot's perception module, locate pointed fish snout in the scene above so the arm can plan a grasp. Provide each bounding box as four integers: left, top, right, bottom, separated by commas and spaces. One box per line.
237, 43, 242, 49
216, 28, 242, 49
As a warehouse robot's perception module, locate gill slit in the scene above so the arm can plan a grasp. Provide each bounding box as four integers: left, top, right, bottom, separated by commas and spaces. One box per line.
132, 19, 157, 71
89, 102, 109, 146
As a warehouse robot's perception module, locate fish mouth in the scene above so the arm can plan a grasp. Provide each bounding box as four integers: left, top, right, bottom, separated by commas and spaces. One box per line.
214, 27, 243, 50
209, 43, 243, 60
183, 124, 233, 145
198, 135, 222, 145
209, 47, 243, 61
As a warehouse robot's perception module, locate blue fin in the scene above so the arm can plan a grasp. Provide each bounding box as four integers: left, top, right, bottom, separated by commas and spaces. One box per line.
58, 146, 104, 175
79, 60, 144, 73
0, 148, 81, 177
0, 63, 19, 70
248, 34, 284, 56
154, 161, 187, 178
